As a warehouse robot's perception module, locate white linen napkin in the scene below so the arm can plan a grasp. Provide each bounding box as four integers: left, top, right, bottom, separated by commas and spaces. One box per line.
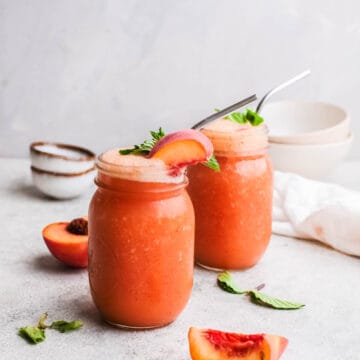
273, 171, 360, 256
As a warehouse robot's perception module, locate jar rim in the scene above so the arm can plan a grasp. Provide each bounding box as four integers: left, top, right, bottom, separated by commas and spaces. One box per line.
202, 123, 269, 156
96, 151, 186, 184
95, 172, 189, 195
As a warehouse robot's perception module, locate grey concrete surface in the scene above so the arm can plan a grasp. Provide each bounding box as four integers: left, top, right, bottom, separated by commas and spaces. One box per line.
1, 158, 360, 360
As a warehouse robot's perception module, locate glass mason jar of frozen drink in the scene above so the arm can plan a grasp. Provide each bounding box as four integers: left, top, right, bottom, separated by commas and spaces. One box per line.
88, 149, 194, 328
187, 120, 273, 270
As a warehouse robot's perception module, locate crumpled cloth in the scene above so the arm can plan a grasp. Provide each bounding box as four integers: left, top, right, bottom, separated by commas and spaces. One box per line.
273, 171, 360, 256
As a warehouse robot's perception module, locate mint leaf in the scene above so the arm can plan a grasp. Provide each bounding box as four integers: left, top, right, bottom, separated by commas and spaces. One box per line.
244, 108, 264, 126
229, 112, 246, 124
202, 155, 220, 172
228, 109, 264, 126
18, 326, 46, 344
119, 148, 135, 155
150, 127, 165, 141
248, 291, 305, 310
215, 107, 264, 126
50, 320, 83, 333
217, 271, 247, 294
119, 127, 165, 155
217, 271, 304, 310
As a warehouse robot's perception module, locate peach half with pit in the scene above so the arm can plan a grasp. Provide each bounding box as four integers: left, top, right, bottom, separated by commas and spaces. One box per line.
148, 129, 214, 169
42, 217, 88, 268
188, 327, 288, 360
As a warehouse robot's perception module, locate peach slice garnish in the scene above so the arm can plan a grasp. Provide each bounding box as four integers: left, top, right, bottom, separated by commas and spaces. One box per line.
42, 217, 88, 268
148, 129, 214, 169
188, 327, 288, 360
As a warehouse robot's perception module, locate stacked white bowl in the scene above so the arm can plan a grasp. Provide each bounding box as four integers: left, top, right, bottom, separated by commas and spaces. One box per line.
261, 101, 353, 179
30, 142, 96, 199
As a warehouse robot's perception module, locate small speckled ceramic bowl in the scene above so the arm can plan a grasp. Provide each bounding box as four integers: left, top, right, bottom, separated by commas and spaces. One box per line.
30, 141, 96, 173
29, 142, 96, 199
31, 166, 96, 199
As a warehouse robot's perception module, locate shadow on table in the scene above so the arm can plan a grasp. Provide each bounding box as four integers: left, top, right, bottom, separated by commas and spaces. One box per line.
31, 255, 107, 328
31, 254, 87, 274
10, 180, 52, 201
11, 180, 80, 202
66, 295, 106, 328
31, 256, 148, 331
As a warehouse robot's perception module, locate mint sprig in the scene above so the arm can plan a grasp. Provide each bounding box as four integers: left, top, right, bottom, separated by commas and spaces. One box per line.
203, 155, 220, 172
119, 127, 165, 155
18, 313, 83, 345
217, 271, 304, 310
215, 108, 264, 126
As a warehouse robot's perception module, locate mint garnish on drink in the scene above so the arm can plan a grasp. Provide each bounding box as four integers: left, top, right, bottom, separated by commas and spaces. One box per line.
202, 155, 220, 172
119, 128, 166, 155
215, 108, 264, 126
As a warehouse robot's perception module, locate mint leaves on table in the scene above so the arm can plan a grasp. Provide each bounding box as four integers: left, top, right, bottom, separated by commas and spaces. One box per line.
248, 291, 305, 310
50, 320, 83, 333
215, 108, 264, 126
217, 271, 304, 310
119, 127, 166, 155
18, 326, 46, 344
18, 313, 83, 344
217, 271, 247, 294
119, 127, 220, 172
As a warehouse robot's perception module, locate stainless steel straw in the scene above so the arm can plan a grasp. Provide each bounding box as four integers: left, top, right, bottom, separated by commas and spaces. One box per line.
191, 94, 257, 130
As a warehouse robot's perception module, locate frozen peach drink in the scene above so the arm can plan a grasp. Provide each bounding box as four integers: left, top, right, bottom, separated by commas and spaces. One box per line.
187, 117, 273, 270
88, 129, 215, 328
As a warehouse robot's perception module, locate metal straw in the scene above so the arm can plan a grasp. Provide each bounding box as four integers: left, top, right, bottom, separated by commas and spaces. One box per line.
256, 69, 311, 114
191, 94, 257, 130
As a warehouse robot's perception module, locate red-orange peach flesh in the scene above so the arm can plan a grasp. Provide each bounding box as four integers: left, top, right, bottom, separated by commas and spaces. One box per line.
42, 222, 88, 268
188, 327, 288, 360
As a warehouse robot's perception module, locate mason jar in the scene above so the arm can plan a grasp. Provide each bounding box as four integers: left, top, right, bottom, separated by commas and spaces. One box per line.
187, 120, 273, 270
88, 149, 194, 328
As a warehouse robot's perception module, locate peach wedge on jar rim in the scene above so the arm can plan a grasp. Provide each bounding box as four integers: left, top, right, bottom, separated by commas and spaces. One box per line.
187, 109, 273, 270
88, 128, 218, 329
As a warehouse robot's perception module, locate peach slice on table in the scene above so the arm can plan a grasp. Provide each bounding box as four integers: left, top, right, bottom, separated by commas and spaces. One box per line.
42, 217, 88, 268
188, 327, 288, 360
148, 129, 214, 169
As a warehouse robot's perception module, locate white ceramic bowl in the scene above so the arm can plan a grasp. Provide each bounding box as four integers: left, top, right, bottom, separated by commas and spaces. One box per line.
31, 166, 96, 199
269, 132, 353, 179
261, 101, 350, 144
30, 142, 96, 173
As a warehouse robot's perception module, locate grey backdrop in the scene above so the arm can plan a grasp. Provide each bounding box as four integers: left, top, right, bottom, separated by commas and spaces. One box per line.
1, 0, 359, 158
